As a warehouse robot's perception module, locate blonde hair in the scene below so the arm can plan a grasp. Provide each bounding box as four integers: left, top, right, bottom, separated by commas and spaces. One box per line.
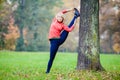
56, 12, 65, 19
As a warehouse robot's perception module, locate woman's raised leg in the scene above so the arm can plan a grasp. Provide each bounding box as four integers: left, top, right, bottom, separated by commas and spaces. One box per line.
59, 16, 77, 45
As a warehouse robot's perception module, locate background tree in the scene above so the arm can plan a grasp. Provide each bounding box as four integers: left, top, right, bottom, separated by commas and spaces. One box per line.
4, 16, 19, 50
99, 0, 120, 53
77, 0, 104, 70
0, 0, 14, 50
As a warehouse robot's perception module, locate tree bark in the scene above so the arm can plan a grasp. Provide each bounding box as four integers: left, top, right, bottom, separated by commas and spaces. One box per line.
77, 0, 104, 71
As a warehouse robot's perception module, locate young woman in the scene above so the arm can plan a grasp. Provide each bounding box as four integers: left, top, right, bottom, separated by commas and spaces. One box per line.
46, 8, 80, 73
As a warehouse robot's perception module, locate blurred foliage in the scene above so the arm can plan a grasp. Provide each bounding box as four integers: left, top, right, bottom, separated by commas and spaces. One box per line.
14, 0, 63, 51
99, 0, 120, 53
0, 1, 13, 50
15, 0, 62, 51
4, 16, 19, 50
0, 0, 63, 51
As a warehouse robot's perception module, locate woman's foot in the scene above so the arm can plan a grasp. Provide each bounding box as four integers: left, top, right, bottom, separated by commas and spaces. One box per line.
74, 8, 80, 17
45, 71, 49, 74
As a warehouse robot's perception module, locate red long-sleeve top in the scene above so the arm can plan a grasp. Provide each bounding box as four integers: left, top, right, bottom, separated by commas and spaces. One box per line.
48, 10, 74, 39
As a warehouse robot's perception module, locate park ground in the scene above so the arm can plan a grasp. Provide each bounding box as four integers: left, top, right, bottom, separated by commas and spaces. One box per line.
0, 51, 120, 80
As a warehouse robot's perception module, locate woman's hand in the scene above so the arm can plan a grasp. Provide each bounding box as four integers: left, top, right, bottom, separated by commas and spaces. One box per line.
66, 8, 74, 12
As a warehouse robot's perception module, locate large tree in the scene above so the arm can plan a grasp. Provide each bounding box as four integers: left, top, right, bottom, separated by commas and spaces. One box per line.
77, 0, 104, 70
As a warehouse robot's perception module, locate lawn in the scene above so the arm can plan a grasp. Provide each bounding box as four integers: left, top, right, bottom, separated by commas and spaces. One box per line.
0, 51, 120, 80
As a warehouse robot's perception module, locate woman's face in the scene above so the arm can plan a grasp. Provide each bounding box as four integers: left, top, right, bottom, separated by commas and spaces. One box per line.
56, 15, 63, 23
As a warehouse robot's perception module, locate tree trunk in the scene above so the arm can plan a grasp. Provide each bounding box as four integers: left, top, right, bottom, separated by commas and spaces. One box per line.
16, 26, 25, 51
77, 0, 104, 71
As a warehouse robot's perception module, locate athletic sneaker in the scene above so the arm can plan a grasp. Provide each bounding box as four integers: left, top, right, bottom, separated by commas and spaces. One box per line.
74, 8, 80, 17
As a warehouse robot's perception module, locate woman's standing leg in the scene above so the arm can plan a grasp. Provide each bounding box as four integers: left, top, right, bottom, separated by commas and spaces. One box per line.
46, 39, 59, 73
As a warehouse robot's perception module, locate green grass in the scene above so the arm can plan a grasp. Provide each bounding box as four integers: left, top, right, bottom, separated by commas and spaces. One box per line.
100, 54, 120, 72
0, 51, 120, 80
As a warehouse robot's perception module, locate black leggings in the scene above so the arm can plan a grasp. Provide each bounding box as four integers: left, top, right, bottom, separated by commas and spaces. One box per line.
46, 16, 76, 73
